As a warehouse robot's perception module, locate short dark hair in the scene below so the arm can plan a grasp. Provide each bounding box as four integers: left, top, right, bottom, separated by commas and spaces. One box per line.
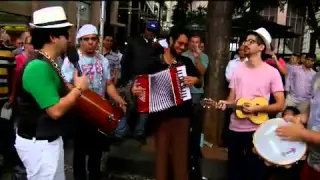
292, 53, 298, 57
190, 32, 201, 39
104, 32, 113, 39
166, 26, 190, 44
31, 27, 70, 49
283, 106, 300, 116
247, 31, 265, 46
306, 53, 316, 60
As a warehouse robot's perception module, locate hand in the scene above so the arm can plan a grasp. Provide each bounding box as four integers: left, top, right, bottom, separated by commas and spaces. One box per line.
6, 95, 14, 108
242, 103, 260, 113
192, 46, 201, 59
117, 98, 127, 113
215, 100, 229, 111
271, 54, 278, 62
276, 123, 305, 141
73, 70, 89, 91
131, 82, 145, 97
183, 76, 198, 87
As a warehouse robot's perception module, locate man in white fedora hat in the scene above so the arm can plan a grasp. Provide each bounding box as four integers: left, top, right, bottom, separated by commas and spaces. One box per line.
61, 24, 127, 180
14, 6, 89, 180
216, 27, 285, 180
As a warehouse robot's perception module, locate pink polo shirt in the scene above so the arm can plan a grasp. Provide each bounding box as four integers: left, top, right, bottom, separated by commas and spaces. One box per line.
229, 62, 284, 132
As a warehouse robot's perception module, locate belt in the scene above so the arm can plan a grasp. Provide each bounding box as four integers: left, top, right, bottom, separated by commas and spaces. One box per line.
17, 131, 59, 142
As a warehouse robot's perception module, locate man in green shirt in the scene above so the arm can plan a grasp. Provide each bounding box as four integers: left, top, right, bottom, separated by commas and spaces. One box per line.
14, 7, 89, 180
182, 33, 209, 179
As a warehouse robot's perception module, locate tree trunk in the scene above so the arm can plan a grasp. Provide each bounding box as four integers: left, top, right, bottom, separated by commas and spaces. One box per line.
203, 1, 234, 145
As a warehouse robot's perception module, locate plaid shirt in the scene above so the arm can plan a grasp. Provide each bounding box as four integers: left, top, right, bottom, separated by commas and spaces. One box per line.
104, 50, 120, 78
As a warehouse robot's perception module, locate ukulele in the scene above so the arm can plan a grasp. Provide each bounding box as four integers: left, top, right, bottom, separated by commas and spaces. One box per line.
200, 97, 269, 125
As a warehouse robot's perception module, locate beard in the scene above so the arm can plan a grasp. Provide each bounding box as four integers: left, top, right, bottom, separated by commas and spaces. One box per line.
169, 45, 179, 57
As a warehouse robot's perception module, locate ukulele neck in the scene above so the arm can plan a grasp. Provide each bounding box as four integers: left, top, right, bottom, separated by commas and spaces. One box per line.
226, 104, 242, 110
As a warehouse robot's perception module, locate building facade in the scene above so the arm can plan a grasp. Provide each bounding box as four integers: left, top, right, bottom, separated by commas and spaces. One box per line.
0, 1, 101, 44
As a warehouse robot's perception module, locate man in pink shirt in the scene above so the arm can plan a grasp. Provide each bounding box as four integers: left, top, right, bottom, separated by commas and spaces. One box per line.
15, 36, 33, 74
217, 28, 285, 180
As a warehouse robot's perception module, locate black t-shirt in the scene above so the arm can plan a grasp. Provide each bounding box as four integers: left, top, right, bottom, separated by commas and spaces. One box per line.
148, 54, 201, 118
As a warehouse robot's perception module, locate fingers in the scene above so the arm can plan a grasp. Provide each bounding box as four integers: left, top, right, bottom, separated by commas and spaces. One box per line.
215, 100, 227, 110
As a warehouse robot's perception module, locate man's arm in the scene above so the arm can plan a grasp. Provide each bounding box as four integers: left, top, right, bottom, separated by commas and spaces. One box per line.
106, 80, 125, 104
194, 54, 208, 75
24, 61, 81, 120
225, 61, 233, 82
103, 56, 126, 105
226, 88, 236, 103
258, 69, 285, 113
257, 91, 285, 113
285, 67, 293, 93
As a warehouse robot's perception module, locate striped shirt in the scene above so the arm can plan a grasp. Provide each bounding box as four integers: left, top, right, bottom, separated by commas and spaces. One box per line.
0, 50, 16, 100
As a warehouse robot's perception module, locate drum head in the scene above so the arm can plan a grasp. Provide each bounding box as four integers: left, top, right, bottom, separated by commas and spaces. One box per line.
253, 118, 307, 166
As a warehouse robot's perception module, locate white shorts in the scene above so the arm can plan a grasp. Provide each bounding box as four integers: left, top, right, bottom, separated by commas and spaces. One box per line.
14, 135, 65, 180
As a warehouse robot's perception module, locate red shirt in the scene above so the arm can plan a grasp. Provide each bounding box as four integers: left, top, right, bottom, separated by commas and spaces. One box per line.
265, 57, 286, 68
15, 53, 27, 74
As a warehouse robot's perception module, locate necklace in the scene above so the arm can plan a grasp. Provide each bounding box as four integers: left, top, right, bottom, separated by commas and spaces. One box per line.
161, 54, 177, 68
37, 50, 67, 84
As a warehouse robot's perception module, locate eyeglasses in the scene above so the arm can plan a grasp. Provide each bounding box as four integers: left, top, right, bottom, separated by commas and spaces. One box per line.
82, 37, 98, 41
243, 39, 257, 45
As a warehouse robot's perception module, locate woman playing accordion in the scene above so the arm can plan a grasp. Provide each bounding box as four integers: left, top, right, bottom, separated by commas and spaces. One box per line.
131, 26, 201, 180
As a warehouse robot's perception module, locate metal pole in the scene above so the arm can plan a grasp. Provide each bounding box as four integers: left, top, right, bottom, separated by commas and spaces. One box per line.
75, 5, 81, 44
127, 1, 132, 37
99, 0, 106, 53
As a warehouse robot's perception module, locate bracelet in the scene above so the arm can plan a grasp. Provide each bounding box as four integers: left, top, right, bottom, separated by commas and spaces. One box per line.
74, 86, 82, 95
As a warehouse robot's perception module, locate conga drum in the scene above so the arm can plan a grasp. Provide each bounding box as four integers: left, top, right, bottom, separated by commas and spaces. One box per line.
253, 118, 307, 168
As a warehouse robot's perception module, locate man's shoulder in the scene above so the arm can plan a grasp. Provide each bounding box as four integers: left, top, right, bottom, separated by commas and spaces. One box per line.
200, 52, 208, 59
24, 59, 54, 78
25, 59, 50, 69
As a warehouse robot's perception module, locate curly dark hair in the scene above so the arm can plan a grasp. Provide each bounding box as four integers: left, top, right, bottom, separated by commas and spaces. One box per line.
30, 27, 70, 49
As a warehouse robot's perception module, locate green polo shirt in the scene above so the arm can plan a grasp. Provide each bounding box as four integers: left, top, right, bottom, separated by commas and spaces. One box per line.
22, 60, 61, 109
182, 50, 209, 94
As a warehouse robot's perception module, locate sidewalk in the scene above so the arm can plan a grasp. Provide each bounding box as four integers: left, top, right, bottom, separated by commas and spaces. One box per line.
104, 138, 228, 180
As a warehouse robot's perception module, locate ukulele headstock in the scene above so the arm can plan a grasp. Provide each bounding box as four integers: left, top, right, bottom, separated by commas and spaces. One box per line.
200, 98, 216, 108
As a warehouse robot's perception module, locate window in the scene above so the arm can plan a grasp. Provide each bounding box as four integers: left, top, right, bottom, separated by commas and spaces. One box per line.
286, 3, 305, 53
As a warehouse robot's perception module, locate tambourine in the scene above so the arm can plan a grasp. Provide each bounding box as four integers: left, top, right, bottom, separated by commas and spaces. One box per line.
253, 118, 307, 168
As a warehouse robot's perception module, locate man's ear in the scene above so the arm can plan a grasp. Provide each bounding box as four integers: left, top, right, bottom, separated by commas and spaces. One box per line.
49, 35, 56, 44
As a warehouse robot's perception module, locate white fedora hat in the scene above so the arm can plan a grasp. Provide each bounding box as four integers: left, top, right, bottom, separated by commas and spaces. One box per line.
249, 27, 272, 50
30, 6, 73, 28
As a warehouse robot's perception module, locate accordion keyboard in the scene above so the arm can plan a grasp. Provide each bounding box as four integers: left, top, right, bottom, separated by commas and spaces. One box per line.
176, 66, 192, 101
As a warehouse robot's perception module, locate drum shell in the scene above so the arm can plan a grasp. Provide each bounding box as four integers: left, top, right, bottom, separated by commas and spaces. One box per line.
75, 90, 124, 133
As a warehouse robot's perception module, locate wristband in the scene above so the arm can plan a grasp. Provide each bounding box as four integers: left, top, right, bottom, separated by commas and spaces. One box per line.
74, 86, 83, 95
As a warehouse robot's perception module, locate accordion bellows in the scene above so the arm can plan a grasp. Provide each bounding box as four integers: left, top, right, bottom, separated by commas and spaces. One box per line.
136, 65, 191, 113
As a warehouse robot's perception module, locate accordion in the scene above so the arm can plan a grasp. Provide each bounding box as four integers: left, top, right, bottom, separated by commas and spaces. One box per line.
136, 65, 192, 113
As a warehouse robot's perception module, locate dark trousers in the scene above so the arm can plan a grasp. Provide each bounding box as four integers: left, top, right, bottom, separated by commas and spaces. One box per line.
73, 120, 107, 180
228, 130, 269, 180
269, 161, 304, 180
153, 116, 189, 180
189, 93, 203, 180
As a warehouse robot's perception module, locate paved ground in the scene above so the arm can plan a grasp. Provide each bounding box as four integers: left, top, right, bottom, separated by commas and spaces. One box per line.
64, 138, 228, 180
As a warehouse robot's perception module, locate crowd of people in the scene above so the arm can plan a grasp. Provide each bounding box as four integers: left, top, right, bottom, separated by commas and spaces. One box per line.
0, 5, 320, 180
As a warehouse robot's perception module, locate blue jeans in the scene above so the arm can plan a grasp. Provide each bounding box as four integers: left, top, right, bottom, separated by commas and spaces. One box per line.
114, 116, 129, 138
134, 113, 148, 134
